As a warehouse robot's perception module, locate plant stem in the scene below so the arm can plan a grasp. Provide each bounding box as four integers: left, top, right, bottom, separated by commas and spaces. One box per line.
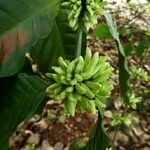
76, 27, 83, 57
111, 103, 128, 150
111, 126, 119, 150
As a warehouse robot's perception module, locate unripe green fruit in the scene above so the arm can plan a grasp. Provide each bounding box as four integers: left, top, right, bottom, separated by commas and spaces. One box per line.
61, 0, 103, 31
46, 47, 113, 116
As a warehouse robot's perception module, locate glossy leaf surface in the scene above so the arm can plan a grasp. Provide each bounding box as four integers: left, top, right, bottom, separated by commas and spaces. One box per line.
0, 0, 60, 77
0, 73, 47, 149
30, 8, 86, 73
103, 11, 130, 103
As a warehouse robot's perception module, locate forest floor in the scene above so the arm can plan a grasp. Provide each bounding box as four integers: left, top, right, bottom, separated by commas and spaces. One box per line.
9, 34, 150, 150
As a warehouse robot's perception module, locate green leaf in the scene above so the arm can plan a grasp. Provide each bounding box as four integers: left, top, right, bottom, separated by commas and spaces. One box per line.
136, 38, 149, 57
0, 0, 60, 77
30, 20, 65, 73
124, 42, 133, 56
94, 24, 112, 39
56, 9, 86, 60
69, 139, 86, 150
83, 109, 109, 150
30, 8, 86, 73
0, 73, 47, 149
103, 11, 130, 103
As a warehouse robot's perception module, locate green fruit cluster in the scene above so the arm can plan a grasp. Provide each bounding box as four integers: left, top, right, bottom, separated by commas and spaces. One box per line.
111, 113, 133, 127
46, 48, 113, 116
62, 0, 102, 31
132, 66, 149, 81
128, 92, 140, 109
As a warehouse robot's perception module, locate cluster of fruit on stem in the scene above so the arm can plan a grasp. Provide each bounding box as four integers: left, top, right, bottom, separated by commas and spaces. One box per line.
62, 0, 102, 31
46, 48, 113, 116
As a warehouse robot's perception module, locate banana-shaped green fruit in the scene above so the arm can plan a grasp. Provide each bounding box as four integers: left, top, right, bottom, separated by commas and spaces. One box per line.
58, 57, 68, 70
67, 59, 78, 80
61, 2, 71, 7
92, 61, 112, 79
76, 83, 86, 95
95, 82, 113, 99
52, 66, 64, 75
86, 101, 96, 114
80, 96, 96, 114
46, 47, 113, 116
80, 83, 95, 99
75, 74, 83, 82
95, 98, 106, 108
92, 57, 107, 75
46, 83, 60, 92
84, 47, 92, 66
86, 81, 102, 94
46, 73, 61, 83
53, 86, 62, 96
46, 73, 53, 78
93, 68, 113, 83
65, 93, 78, 116
70, 78, 78, 85
82, 51, 99, 79
66, 86, 74, 93
75, 56, 84, 74
58, 90, 67, 100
